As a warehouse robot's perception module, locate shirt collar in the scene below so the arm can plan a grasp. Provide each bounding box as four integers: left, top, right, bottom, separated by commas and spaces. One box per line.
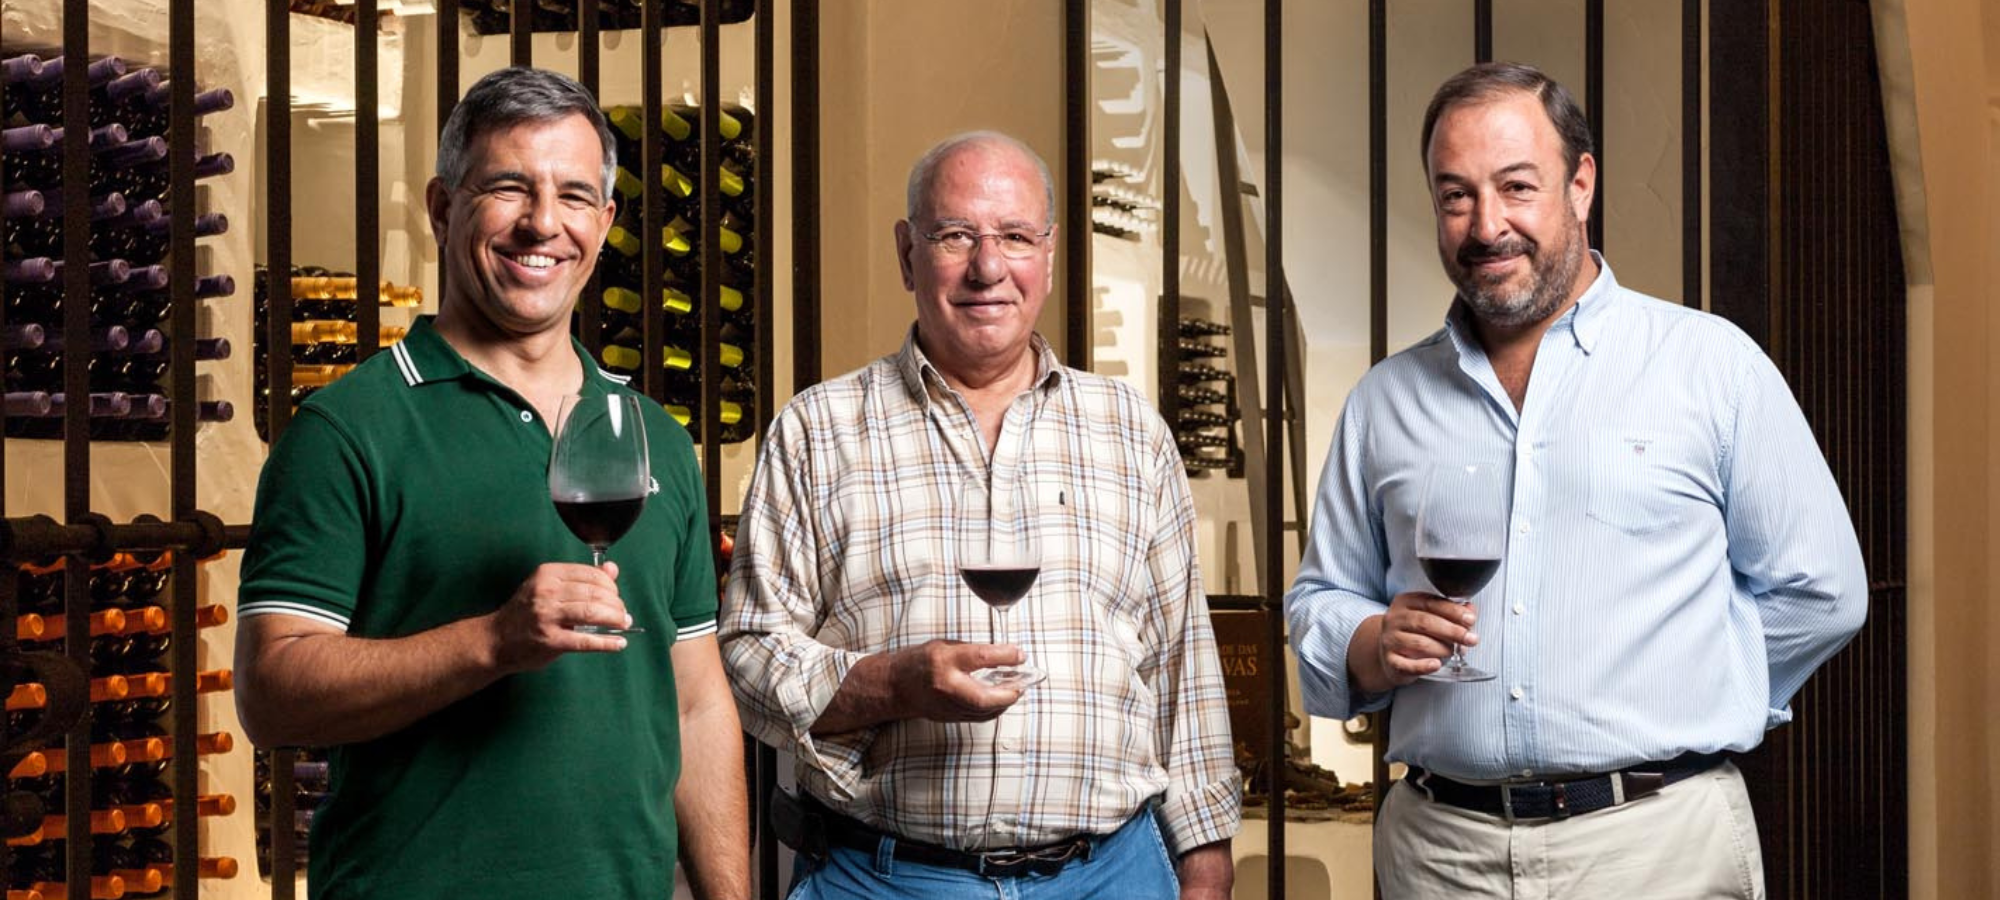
393, 315, 624, 397
893, 325, 1065, 408
1442, 250, 1619, 356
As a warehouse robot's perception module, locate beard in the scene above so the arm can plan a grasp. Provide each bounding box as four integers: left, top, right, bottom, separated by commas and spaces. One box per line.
1443, 212, 1588, 331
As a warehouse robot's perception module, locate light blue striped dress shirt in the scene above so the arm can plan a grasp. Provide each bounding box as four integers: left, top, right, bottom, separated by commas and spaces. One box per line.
1285, 256, 1868, 781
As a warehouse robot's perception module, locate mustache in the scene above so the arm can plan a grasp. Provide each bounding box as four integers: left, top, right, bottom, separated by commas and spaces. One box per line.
1458, 236, 1535, 268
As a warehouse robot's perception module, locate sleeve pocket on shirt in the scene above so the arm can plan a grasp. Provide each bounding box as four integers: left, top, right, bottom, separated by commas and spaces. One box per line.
1586, 427, 1689, 535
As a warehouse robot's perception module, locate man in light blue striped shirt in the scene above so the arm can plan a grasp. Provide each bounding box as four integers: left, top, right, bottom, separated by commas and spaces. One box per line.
1285, 63, 1867, 898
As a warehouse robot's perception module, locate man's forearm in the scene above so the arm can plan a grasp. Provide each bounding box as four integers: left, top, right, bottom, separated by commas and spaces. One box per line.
807, 651, 898, 736
234, 615, 504, 748
674, 691, 750, 899
1177, 841, 1234, 899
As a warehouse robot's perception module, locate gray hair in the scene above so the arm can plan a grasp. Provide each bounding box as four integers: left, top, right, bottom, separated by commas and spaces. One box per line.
1421, 62, 1595, 178
905, 131, 1055, 226
436, 67, 617, 198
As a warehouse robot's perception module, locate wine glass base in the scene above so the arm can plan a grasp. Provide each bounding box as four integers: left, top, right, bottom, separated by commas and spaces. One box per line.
572, 624, 648, 636
972, 664, 1046, 689
1420, 664, 1496, 683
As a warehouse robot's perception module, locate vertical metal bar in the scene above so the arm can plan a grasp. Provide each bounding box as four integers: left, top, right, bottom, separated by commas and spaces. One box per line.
641, 0, 664, 402
168, 2, 201, 897
1367, 0, 1391, 827
511, 0, 533, 66
1063, 0, 1090, 369
1160, 0, 1182, 433
1262, 1, 1287, 896
1474, 0, 1493, 63
1682, 0, 1702, 307
438, 0, 459, 305
1368, 0, 1386, 365
1585, 0, 1604, 251
59, 4, 93, 885
357, 0, 382, 361
791, 0, 820, 395
579, 1, 603, 357
753, 0, 775, 435
267, 2, 299, 894
701, 0, 723, 543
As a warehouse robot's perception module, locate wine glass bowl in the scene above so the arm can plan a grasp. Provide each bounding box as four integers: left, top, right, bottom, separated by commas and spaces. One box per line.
550, 393, 652, 636
1415, 462, 1506, 683
959, 479, 1046, 689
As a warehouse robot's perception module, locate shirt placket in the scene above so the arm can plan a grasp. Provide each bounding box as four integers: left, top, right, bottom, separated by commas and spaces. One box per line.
983, 390, 1044, 846
1498, 325, 1579, 778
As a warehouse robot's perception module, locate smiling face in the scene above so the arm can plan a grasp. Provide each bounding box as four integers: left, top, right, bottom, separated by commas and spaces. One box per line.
895, 141, 1055, 382
426, 113, 615, 341
1426, 91, 1596, 332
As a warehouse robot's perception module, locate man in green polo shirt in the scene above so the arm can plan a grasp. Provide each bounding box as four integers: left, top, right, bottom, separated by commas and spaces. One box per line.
235, 67, 748, 900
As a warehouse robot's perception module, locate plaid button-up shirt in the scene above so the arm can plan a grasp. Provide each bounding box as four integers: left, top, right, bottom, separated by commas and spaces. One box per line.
721, 331, 1241, 855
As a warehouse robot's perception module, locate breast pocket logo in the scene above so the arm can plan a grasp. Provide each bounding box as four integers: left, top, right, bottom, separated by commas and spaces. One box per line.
1624, 437, 1652, 457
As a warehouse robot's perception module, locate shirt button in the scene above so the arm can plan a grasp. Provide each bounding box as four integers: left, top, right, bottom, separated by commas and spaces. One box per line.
1512, 603, 1525, 615
1521, 769, 1535, 778
1517, 446, 1533, 459
519, 410, 533, 423
1516, 520, 1531, 535
1510, 686, 1525, 700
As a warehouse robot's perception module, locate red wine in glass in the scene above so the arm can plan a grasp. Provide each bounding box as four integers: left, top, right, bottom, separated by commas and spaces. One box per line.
959, 479, 1046, 688
550, 394, 652, 636
1415, 462, 1507, 683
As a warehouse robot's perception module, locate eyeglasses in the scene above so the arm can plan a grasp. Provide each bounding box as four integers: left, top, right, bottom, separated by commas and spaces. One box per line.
919, 227, 1054, 260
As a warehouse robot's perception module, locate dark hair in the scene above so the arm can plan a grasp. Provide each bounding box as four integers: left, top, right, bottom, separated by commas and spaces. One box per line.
435, 67, 616, 197
1420, 62, 1594, 177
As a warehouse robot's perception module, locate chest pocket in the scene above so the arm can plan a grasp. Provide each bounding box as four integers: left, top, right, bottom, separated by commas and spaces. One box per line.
1586, 427, 1703, 535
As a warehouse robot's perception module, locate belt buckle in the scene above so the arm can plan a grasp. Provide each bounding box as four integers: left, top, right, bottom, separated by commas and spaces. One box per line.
978, 838, 1089, 878
1549, 782, 1571, 820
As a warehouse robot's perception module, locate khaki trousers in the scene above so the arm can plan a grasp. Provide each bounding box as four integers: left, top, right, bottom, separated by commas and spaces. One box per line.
1375, 761, 1765, 900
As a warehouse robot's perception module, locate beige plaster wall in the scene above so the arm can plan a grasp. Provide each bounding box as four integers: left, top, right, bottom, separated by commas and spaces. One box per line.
1877, 0, 1999, 897
815, 1, 1066, 380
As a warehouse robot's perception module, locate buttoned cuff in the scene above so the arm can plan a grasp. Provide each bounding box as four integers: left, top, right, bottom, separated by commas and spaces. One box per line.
774, 643, 875, 798
1158, 772, 1243, 857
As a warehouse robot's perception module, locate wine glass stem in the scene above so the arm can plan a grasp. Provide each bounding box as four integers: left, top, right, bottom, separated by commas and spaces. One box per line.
591, 548, 606, 568
1446, 598, 1469, 670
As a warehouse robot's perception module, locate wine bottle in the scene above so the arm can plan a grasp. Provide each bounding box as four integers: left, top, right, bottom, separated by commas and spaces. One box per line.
1179, 317, 1231, 337
599, 341, 742, 374
289, 321, 407, 346
1176, 363, 1234, 384
1177, 338, 1227, 359
1176, 431, 1231, 450
1176, 409, 1233, 428
1176, 385, 1228, 406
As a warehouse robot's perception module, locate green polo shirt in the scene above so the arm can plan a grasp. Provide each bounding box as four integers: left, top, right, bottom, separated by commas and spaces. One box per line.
239, 316, 716, 900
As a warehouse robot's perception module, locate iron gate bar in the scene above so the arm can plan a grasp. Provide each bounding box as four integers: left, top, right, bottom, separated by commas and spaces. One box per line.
753, 0, 774, 435
358, 0, 383, 362
511, 0, 532, 64
1475, 0, 1492, 64
641, 0, 665, 403
1261, 0, 1287, 896
1160, 0, 1182, 441
580, 1, 605, 358
268, 0, 301, 893
1366, 0, 1390, 827
790, 0, 820, 398
1064, 0, 1090, 369
698, 0, 727, 548
167, 3, 203, 892
1682, 0, 1702, 307
1585, 0, 1604, 251
438, 0, 460, 304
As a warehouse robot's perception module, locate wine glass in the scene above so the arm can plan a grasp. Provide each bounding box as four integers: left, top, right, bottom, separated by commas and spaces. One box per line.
958, 478, 1046, 689
550, 393, 652, 636
1415, 461, 1506, 683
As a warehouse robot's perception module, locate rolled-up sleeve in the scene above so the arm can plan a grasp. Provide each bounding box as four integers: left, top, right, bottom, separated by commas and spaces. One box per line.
1284, 398, 1396, 722
718, 410, 874, 797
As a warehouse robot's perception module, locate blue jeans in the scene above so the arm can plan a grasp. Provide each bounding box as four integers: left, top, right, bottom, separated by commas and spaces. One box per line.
786, 809, 1181, 900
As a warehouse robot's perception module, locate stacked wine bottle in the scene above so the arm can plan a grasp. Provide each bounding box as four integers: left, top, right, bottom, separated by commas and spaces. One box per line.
251, 265, 420, 442
6, 554, 240, 898
455, 0, 755, 34
1, 53, 237, 442
1089, 162, 1156, 242
1174, 317, 1243, 476
252, 750, 324, 879
594, 102, 757, 445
